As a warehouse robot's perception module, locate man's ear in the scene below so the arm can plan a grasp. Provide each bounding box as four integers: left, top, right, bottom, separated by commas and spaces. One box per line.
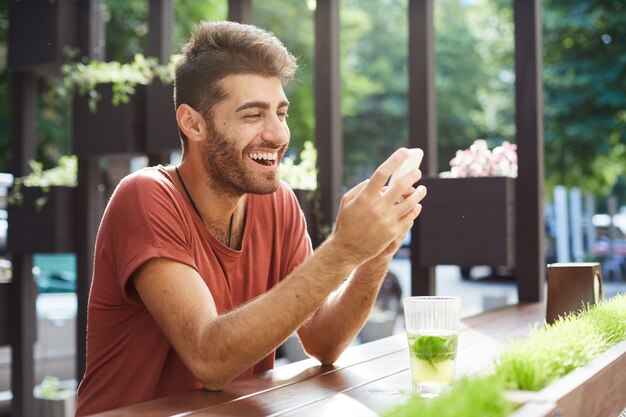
176, 104, 208, 144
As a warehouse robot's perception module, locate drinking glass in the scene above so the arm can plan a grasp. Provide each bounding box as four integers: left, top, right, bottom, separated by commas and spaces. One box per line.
403, 296, 461, 398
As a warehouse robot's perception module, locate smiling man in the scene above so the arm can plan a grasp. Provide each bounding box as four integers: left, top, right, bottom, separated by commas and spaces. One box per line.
75, 21, 426, 415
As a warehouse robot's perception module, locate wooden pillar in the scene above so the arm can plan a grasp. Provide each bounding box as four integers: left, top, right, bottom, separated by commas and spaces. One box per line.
408, 0, 436, 296
9, 71, 38, 417
147, 0, 174, 166
314, 0, 342, 236
514, 0, 545, 302
75, 0, 105, 383
228, 0, 253, 24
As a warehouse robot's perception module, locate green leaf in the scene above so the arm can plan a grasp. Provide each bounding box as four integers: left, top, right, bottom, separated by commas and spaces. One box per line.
412, 334, 457, 368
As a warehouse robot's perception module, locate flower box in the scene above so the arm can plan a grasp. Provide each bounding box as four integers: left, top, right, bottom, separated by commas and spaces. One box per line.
506, 339, 626, 417
417, 176, 515, 267
7, 186, 77, 254
7, 0, 78, 74
145, 80, 180, 153
73, 84, 146, 156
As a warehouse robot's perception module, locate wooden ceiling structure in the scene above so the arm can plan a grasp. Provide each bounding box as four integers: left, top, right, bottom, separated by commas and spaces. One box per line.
6, 0, 544, 415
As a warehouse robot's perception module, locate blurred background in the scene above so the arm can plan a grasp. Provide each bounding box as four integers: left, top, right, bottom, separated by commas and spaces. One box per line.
1, 0, 625, 415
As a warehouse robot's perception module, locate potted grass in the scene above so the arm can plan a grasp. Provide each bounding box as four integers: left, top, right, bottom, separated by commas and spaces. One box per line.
417, 140, 517, 268
494, 293, 626, 417
64, 54, 178, 156
385, 294, 626, 417
7, 156, 77, 254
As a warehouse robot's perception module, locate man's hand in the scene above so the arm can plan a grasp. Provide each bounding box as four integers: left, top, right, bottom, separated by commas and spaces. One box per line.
329, 148, 426, 266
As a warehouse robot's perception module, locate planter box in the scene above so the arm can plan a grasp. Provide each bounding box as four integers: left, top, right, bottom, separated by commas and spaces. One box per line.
35, 387, 76, 417
73, 84, 146, 156
0, 280, 8, 346
506, 340, 626, 417
293, 189, 322, 248
417, 176, 515, 267
7, 186, 77, 254
145, 80, 180, 153
8, 0, 77, 74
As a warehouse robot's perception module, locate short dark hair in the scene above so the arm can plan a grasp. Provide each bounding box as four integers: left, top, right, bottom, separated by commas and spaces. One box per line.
174, 21, 297, 143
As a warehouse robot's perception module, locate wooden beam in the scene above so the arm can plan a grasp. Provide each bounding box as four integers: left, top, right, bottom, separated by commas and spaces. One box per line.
8, 70, 38, 417
10, 73, 37, 176
148, 0, 173, 64
408, 0, 436, 295
147, 0, 174, 165
314, 0, 342, 237
9, 255, 37, 417
76, 0, 105, 60
513, 0, 545, 302
75, 0, 106, 384
228, 0, 253, 24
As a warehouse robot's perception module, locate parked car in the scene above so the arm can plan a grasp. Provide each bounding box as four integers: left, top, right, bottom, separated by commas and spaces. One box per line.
591, 237, 626, 281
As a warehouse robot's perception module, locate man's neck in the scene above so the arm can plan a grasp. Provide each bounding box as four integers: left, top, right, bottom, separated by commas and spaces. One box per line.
171, 163, 246, 247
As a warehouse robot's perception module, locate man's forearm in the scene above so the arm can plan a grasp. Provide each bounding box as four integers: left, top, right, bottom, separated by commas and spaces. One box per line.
297, 256, 392, 364
195, 237, 359, 389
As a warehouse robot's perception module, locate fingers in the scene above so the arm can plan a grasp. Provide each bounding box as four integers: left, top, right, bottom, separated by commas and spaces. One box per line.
340, 179, 369, 207
384, 168, 422, 204
394, 185, 427, 218
363, 148, 409, 196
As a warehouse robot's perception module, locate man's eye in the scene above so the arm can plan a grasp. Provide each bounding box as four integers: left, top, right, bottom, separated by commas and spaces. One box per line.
245, 114, 261, 119
278, 112, 289, 120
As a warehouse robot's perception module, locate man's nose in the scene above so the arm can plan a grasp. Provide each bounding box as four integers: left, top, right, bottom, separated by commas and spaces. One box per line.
261, 115, 290, 144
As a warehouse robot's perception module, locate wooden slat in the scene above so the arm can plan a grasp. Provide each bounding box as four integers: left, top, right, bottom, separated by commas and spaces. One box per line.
9, 69, 39, 417
513, 0, 545, 302
314, 0, 342, 237
227, 0, 252, 24
75, 0, 105, 385
408, 0, 436, 296
539, 340, 626, 417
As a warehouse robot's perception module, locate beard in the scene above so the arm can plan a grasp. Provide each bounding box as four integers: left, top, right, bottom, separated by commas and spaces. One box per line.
201, 121, 286, 197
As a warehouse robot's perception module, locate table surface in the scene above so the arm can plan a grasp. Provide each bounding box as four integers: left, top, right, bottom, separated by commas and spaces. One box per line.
92, 302, 547, 417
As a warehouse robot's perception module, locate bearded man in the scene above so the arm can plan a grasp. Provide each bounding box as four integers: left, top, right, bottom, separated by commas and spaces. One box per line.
76, 21, 425, 416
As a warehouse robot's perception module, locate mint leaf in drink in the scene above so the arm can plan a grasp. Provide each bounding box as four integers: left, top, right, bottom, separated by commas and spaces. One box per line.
412, 334, 458, 368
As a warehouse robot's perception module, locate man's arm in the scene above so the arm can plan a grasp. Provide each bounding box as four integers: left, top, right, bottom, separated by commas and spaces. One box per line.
132, 148, 421, 390
131, 238, 357, 391
296, 200, 422, 364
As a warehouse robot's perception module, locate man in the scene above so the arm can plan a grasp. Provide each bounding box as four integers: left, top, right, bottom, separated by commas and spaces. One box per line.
75, 21, 426, 415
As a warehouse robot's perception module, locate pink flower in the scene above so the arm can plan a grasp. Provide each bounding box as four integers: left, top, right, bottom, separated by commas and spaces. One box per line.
443, 139, 517, 178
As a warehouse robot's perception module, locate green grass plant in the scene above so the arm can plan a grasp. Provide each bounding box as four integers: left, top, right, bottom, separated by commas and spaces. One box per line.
385, 375, 512, 417
495, 293, 626, 391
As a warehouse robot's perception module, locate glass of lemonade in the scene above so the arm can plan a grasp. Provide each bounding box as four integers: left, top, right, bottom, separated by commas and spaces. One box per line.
403, 296, 461, 398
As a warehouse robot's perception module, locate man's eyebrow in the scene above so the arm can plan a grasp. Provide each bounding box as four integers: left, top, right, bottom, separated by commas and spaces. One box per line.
235, 100, 290, 112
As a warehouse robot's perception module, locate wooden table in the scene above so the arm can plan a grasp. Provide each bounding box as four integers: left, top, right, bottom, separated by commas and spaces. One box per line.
92, 303, 554, 417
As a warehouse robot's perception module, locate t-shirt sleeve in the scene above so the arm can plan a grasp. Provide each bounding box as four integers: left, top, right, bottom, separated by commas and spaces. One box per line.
98, 172, 197, 304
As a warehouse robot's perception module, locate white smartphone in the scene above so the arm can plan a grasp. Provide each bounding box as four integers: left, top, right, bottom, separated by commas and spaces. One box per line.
389, 148, 424, 184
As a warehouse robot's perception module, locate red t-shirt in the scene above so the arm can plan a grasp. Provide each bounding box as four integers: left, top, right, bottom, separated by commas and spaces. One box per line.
75, 166, 313, 416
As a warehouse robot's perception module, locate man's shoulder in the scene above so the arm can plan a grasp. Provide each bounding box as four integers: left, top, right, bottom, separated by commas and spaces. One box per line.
114, 165, 172, 195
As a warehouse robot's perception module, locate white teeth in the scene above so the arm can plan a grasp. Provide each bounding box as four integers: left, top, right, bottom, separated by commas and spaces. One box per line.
249, 153, 277, 160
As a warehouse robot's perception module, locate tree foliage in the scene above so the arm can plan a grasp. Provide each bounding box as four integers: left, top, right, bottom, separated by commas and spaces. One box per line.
1, 0, 624, 206
542, 0, 626, 196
